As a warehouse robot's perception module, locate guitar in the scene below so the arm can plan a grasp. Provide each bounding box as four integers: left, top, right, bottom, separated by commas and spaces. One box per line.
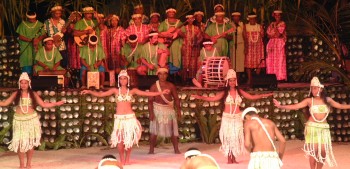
53, 12, 81, 47
159, 20, 187, 47
211, 27, 236, 44
74, 14, 101, 46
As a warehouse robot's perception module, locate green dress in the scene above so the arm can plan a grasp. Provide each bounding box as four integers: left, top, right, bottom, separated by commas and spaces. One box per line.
34, 47, 64, 72
205, 22, 231, 57
140, 42, 167, 75
158, 19, 185, 72
80, 45, 106, 71
16, 20, 45, 67
199, 48, 220, 62
121, 43, 142, 69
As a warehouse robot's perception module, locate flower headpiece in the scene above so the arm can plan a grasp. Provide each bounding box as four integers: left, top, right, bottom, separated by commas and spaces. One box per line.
194, 11, 204, 17
51, 5, 63, 12
18, 72, 32, 89
166, 8, 176, 13
225, 69, 237, 86
150, 12, 160, 18
131, 14, 142, 19
82, 7, 94, 13
118, 70, 130, 87
214, 4, 224, 10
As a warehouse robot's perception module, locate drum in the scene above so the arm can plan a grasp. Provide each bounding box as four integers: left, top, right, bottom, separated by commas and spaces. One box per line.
127, 69, 138, 88
202, 57, 230, 86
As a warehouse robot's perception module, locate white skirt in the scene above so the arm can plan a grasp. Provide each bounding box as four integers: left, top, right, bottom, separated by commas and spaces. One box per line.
248, 151, 283, 169
110, 114, 142, 149
150, 102, 179, 137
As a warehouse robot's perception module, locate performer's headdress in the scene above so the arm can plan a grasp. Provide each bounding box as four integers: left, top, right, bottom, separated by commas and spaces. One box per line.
214, 4, 225, 10
26, 11, 37, 19
186, 15, 194, 20
184, 149, 202, 159
128, 34, 138, 43
43, 37, 54, 43
202, 40, 213, 45
215, 12, 225, 16
110, 14, 119, 21
247, 12, 257, 19
242, 107, 258, 120
225, 69, 238, 86
51, 5, 63, 12
131, 14, 142, 19
148, 32, 159, 37
82, 7, 94, 13
150, 12, 160, 18
309, 77, 324, 97
231, 12, 241, 16
88, 35, 98, 45
118, 70, 130, 87
18, 72, 32, 89
156, 68, 169, 75
166, 8, 177, 13
194, 11, 204, 17
98, 13, 105, 18
97, 158, 122, 169
134, 4, 143, 9
273, 10, 283, 14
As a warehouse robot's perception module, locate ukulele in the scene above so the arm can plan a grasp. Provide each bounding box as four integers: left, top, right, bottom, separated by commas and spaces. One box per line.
74, 13, 101, 47
159, 20, 187, 47
52, 12, 80, 47
211, 27, 236, 44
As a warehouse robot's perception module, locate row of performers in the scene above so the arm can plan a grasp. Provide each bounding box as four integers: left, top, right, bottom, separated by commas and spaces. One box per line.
16, 4, 286, 87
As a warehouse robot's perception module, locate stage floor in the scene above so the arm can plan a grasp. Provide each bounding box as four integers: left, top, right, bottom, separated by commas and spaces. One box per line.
0, 140, 348, 169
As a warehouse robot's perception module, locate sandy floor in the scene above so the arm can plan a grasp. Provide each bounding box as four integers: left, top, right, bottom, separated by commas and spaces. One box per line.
0, 140, 348, 169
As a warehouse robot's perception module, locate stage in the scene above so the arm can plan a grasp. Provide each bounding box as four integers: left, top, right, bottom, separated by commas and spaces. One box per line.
0, 140, 348, 169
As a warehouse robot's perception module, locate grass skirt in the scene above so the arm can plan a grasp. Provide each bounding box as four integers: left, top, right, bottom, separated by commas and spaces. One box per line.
150, 102, 179, 137
303, 121, 337, 167
110, 114, 142, 149
8, 113, 41, 153
248, 151, 283, 169
219, 112, 246, 157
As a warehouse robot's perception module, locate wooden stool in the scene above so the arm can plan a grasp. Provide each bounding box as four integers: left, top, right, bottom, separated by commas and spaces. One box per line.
38, 70, 66, 88
87, 71, 100, 89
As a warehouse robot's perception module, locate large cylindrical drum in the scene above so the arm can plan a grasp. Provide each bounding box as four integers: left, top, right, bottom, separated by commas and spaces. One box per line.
202, 57, 230, 86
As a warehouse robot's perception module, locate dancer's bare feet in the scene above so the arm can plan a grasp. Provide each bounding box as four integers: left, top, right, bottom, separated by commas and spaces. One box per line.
148, 151, 155, 154
174, 150, 181, 154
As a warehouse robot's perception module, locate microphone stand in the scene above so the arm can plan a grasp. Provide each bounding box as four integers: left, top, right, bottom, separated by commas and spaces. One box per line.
234, 22, 238, 71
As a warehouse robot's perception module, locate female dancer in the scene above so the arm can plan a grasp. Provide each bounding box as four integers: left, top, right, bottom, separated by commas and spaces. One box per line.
81, 70, 169, 165
273, 77, 347, 168
0, 72, 65, 168
192, 69, 273, 164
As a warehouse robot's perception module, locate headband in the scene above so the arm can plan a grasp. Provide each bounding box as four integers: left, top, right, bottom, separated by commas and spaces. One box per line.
242, 107, 258, 120
118, 70, 130, 87
225, 69, 237, 86
166, 8, 177, 13
194, 11, 204, 16
150, 12, 160, 18
26, 13, 36, 19
132, 14, 142, 19
273, 10, 282, 14
51, 5, 63, 12
248, 15, 257, 18
43, 37, 54, 43
156, 68, 169, 75
98, 13, 105, 18
215, 12, 225, 16
82, 7, 94, 13
214, 4, 224, 10
231, 12, 241, 16
148, 32, 159, 37
110, 15, 120, 21
18, 72, 32, 89
203, 41, 213, 45
97, 158, 121, 169
184, 150, 201, 159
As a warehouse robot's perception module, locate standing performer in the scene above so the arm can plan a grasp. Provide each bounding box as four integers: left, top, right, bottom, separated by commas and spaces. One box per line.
244, 12, 265, 85
266, 10, 287, 81
208, 4, 230, 24
242, 107, 286, 169
191, 69, 273, 163
229, 12, 245, 74
148, 68, 181, 154
17, 11, 46, 75
194, 11, 206, 32
73, 7, 101, 47
0, 72, 64, 169
125, 14, 150, 44
158, 7, 185, 75
205, 12, 233, 57
107, 14, 126, 72
137, 31, 168, 75
67, 11, 82, 70
273, 77, 349, 168
121, 34, 141, 69
81, 70, 170, 165
44, 5, 68, 68
129, 4, 149, 25
181, 15, 202, 82
148, 12, 161, 32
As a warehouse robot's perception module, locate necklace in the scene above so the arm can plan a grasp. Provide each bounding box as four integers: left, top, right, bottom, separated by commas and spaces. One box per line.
203, 47, 217, 58
215, 22, 225, 35
20, 93, 30, 114
83, 18, 94, 27
117, 88, 131, 101
88, 44, 98, 65
43, 47, 55, 62
23, 20, 38, 29
133, 24, 143, 41
186, 25, 195, 43
127, 42, 139, 58
247, 24, 260, 43
228, 90, 238, 114
165, 19, 179, 29
148, 43, 158, 64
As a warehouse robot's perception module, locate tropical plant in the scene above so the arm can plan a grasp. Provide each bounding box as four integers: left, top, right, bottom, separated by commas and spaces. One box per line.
0, 125, 11, 152
194, 107, 221, 144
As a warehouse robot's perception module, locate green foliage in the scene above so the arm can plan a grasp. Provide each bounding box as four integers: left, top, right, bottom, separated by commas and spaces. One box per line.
0, 125, 11, 152
194, 108, 220, 144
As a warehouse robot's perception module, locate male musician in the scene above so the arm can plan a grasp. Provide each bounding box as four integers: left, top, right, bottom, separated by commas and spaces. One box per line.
158, 7, 185, 75
229, 12, 245, 75
148, 12, 161, 32
192, 39, 219, 88
194, 11, 206, 32
137, 31, 168, 75
125, 14, 150, 44
208, 4, 230, 24
244, 12, 265, 85
148, 68, 181, 154
34, 37, 69, 86
205, 12, 232, 56
16, 11, 46, 75
80, 35, 106, 89
44, 5, 68, 67
121, 34, 142, 69
108, 15, 126, 72
73, 7, 101, 47
243, 107, 286, 169
129, 4, 149, 25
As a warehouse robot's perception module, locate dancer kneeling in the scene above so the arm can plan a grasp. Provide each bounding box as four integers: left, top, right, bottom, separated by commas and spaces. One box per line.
81, 70, 170, 165
242, 107, 285, 169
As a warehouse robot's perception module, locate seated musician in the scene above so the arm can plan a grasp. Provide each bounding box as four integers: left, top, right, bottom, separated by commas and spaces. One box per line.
34, 37, 69, 87
137, 31, 169, 75
192, 39, 219, 88
80, 35, 106, 89
121, 34, 142, 70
